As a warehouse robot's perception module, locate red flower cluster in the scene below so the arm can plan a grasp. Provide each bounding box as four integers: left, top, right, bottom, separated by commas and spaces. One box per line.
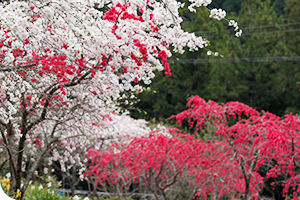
33, 138, 42, 146
158, 50, 171, 76
103, 7, 120, 22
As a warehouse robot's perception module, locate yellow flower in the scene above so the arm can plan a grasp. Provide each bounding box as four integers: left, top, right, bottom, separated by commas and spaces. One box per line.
2, 179, 10, 185
12, 189, 22, 198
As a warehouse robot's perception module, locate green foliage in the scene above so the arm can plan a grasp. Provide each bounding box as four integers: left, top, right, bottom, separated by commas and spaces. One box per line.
23, 183, 69, 200
204, 0, 300, 115
0, 173, 72, 200
96, 197, 133, 200
0, 172, 133, 200
208, 0, 241, 14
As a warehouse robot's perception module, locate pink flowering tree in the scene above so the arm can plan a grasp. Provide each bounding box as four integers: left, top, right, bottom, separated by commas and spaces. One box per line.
173, 96, 300, 199
86, 96, 300, 200
0, 0, 241, 198
85, 130, 257, 200
85, 130, 200, 200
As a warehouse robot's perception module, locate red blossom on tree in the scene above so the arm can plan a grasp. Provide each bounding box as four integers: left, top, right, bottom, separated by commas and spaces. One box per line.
86, 96, 300, 200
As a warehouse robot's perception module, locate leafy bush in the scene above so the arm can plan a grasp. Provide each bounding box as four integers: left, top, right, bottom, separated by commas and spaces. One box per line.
23, 183, 67, 200
1, 173, 129, 200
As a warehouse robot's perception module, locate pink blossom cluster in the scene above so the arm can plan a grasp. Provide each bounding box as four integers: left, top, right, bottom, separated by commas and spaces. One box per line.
86, 96, 300, 200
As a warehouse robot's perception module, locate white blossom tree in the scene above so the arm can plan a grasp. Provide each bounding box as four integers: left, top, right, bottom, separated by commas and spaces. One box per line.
0, 0, 240, 198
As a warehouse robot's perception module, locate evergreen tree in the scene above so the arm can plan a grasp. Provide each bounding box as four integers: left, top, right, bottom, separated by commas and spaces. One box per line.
208, 0, 290, 114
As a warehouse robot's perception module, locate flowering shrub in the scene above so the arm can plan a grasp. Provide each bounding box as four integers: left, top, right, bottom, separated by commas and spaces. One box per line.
86, 96, 300, 200
22, 183, 67, 200
0, 174, 65, 200
85, 130, 252, 199
173, 96, 300, 199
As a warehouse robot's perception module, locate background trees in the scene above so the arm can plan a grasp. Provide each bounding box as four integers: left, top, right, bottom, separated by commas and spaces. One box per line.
132, 0, 300, 121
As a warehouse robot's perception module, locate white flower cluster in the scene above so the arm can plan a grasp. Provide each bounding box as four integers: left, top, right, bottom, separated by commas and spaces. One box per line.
188, 0, 212, 12
21, 108, 146, 166
25, 109, 173, 178
209, 8, 226, 20
186, 1, 242, 37
0, 73, 33, 122
229, 20, 243, 37
73, 196, 89, 200
0, 0, 215, 113
1, 0, 209, 103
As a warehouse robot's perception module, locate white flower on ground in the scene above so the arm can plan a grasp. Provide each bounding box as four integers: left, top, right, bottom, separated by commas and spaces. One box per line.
73, 195, 80, 200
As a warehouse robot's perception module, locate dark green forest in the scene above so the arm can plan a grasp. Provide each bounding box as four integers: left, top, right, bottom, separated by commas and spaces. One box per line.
131, 0, 300, 124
